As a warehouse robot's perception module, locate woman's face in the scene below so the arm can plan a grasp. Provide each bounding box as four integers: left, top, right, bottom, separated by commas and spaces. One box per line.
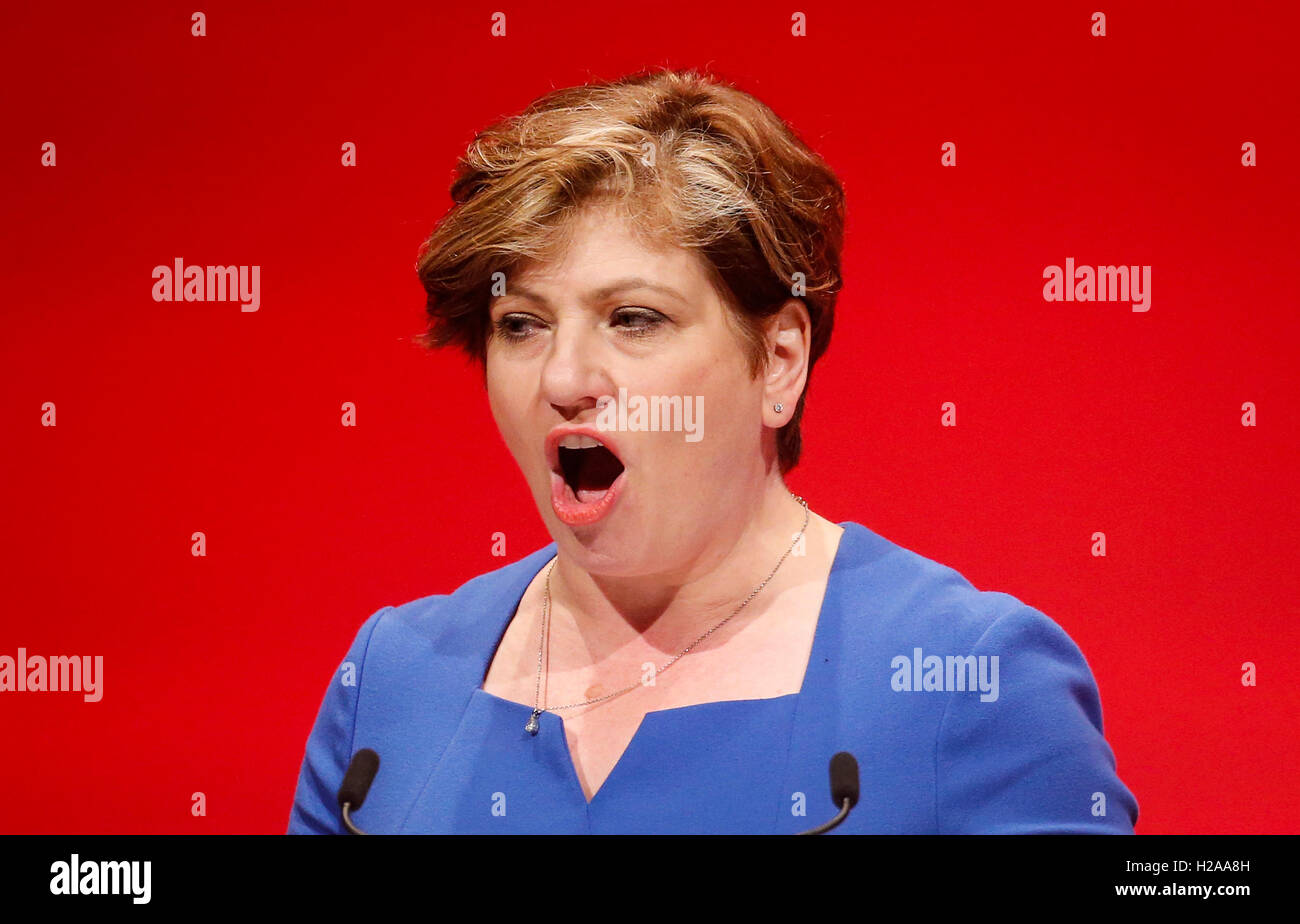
485, 201, 777, 577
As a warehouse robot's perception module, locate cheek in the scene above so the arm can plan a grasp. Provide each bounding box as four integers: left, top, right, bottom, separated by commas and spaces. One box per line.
486, 362, 549, 474
660, 341, 745, 396
485, 364, 523, 449
697, 357, 759, 421
484, 369, 505, 427
647, 365, 757, 473
485, 347, 521, 408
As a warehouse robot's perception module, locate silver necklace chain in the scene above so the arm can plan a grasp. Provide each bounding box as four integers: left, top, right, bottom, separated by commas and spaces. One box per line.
525, 491, 810, 735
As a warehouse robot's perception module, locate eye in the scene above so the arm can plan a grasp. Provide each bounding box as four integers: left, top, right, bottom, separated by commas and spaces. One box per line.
492, 313, 542, 342
491, 307, 668, 344
610, 307, 665, 336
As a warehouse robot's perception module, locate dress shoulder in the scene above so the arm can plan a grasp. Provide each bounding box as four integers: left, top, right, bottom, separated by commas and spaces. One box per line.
286, 543, 556, 834
828, 522, 1138, 833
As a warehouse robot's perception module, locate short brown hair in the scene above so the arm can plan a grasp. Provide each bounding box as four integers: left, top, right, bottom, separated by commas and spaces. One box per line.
414, 67, 846, 474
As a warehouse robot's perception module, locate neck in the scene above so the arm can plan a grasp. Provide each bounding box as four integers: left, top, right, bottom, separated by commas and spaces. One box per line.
546, 477, 812, 659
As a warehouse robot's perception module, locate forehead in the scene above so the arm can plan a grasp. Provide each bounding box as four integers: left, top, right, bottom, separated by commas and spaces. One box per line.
509, 202, 717, 305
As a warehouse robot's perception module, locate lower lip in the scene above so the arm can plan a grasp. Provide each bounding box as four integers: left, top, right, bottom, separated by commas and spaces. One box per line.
550, 468, 627, 527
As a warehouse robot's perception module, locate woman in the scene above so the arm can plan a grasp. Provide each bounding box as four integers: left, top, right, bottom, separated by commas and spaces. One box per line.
287, 68, 1138, 834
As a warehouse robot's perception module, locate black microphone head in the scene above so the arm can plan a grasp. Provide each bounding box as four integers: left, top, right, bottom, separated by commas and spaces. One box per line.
829, 751, 859, 809
337, 748, 381, 811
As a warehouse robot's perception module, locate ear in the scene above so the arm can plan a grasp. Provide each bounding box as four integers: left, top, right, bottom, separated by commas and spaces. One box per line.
762, 298, 811, 428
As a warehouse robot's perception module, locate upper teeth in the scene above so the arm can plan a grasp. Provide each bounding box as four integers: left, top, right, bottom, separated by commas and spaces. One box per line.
559, 435, 604, 450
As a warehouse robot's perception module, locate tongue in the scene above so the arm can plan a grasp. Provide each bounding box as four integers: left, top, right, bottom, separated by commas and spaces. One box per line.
575, 486, 609, 504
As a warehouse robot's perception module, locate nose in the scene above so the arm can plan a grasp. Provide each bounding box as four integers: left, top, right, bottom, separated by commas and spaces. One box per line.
540, 314, 614, 418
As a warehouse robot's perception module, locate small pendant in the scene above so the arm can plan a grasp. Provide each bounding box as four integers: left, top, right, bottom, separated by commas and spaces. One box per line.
525, 709, 541, 735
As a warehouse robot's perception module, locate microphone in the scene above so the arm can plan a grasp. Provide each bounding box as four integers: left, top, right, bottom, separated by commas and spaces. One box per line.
796, 751, 859, 835
337, 748, 380, 835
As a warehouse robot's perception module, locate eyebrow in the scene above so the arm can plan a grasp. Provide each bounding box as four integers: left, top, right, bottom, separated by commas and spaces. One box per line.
500, 276, 688, 306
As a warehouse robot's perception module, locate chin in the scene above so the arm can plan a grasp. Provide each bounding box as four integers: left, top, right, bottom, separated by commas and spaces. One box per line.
534, 500, 653, 578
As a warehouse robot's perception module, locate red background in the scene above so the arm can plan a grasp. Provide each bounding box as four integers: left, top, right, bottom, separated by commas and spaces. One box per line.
2, 1, 1296, 833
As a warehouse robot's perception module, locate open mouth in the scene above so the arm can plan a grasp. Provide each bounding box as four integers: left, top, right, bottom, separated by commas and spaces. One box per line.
548, 433, 628, 526
558, 438, 625, 502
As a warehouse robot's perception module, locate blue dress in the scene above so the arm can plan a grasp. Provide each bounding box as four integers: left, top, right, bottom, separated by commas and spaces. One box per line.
287, 521, 1139, 834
